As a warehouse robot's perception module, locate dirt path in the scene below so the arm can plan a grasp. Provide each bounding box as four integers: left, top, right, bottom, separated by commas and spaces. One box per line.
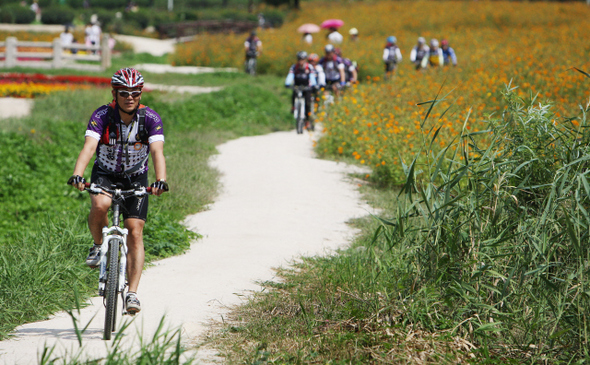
0, 129, 371, 364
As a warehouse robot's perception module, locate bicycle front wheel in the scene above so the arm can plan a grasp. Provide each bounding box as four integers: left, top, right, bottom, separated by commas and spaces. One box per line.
249, 59, 256, 75
295, 98, 304, 134
103, 238, 120, 340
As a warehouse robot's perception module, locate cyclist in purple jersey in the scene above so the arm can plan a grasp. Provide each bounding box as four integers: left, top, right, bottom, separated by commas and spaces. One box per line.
319, 44, 346, 97
334, 48, 358, 85
68, 67, 168, 315
410, 36, 429, 70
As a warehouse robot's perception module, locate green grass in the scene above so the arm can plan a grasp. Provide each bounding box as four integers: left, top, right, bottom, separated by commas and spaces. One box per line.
207, 84, 590, 364
0, 71, 292, 339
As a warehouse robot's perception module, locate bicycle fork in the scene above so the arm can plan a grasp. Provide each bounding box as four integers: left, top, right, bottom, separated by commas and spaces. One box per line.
98, 226, 128, 311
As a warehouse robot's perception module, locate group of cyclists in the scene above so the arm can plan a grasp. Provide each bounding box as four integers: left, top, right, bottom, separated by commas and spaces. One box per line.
283, 44, 358, 129
244, 30, 458, 131
387, 36, 457, 75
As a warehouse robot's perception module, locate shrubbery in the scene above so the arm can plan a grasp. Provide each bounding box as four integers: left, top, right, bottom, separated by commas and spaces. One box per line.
123, 8, 151, 29
41, 5, 75, 24
364, 84, 590, 360
0, 3, 35, 24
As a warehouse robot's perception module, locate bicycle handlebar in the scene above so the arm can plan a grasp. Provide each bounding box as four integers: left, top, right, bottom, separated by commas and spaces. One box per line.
83, 182, 152, 196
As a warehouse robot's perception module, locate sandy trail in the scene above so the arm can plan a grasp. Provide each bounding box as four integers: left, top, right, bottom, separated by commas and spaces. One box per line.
0, 129, 371, 364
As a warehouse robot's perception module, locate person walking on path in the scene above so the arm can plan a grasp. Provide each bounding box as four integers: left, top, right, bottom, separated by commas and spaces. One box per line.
68, 67, 169, 315
349, 28, 359, 42
410, 36, 429, 70
428, 38, 444, 68
327, 27, 343, 44
441, 39, 458, 66
383, 36, 402, 79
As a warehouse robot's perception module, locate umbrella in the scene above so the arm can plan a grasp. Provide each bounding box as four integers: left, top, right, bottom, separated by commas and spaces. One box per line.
321, 19, 344, 29
297, 23, 321, 34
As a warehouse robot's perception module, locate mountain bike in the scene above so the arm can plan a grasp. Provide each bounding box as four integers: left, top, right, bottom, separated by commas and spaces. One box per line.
84, 182, 151, 340
245, 54, 257, 75
292, 85, 311, 134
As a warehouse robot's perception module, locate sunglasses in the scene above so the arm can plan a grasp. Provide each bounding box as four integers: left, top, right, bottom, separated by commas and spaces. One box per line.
118, 90, 142, 98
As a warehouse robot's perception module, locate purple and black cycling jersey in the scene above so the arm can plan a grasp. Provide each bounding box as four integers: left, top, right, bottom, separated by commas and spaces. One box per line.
319, 55, 345, 82
85, 104, 164, 176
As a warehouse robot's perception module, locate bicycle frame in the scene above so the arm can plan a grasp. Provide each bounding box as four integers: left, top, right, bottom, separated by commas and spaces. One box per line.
85, 182, 150, 339
292, 86, 310, 134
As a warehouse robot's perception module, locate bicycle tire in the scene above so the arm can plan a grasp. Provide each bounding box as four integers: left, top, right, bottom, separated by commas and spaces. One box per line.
249, 59, 256, 75
103, 238, 119, 340
294, 98, 304, 134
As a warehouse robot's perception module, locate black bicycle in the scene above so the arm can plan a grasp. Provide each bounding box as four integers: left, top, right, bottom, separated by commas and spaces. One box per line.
245, 52, 257, 75
84, 182, 151, 340
292, 85, 312, 134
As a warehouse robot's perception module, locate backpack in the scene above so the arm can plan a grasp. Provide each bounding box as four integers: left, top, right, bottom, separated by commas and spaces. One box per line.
246, 36, 258, 57
100, 102, 148, 146
386, 45, 399, 63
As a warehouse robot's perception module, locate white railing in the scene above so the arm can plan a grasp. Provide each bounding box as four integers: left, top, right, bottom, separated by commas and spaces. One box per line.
0, 34, 111, 71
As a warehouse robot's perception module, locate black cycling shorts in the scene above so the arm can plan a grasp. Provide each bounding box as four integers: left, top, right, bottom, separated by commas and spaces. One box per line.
91, 165, 149, 221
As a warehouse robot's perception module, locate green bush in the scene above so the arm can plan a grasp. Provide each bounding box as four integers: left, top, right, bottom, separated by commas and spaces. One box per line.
151, 10, 177, 29
124, 8, 150, 29
92, 8, 116, 28
0, 4, 35, 24
41, 5, 75, 24
65, 0, 84, 8
261, 8, 284, 27
0, 6, 14, 23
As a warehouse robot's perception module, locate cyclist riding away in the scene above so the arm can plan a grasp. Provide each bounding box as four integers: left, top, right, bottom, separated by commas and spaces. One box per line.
334, 47, 358, 86
308, 53, 325, 113
319, 44, 346, 97
285, 51, 318, 128
244, 30, 262, 73
410, 36, 429, 70
428, 38, 444, 67
383, 35, 402, 79
441, 39, 457, 66
68, 67, 169, 315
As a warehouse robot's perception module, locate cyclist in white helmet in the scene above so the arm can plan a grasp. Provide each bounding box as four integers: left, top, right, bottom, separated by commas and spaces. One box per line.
410, 36, 429, 70
319, 44, 346, 97
383, 36, 402, 79
68, 67, 168, 315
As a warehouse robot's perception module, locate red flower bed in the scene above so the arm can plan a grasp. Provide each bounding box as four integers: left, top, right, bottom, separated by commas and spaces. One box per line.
0, 73, 111, 86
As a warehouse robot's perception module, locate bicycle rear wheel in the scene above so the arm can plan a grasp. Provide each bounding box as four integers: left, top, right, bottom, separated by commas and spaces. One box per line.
103, 238, 119, 340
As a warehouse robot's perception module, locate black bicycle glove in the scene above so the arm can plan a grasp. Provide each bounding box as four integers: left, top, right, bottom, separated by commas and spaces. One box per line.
67, 175, 85, 186
150, 180, 169, 192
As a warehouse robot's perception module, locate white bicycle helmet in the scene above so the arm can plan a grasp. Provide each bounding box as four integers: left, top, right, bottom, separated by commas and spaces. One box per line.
111, 67, 144, 89
325, 44, 335, 53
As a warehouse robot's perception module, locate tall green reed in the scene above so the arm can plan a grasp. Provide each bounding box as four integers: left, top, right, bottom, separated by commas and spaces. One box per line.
369, 83, 590, 360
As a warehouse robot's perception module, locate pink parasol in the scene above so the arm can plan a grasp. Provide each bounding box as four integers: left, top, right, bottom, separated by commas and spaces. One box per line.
321, 19, 344, 29
297, 23, 321, 34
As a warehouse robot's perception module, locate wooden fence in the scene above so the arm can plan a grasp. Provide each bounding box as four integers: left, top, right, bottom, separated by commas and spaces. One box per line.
0, 34, 111, 71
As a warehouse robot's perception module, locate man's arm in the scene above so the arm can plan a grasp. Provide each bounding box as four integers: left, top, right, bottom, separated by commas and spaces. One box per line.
338, 63, 346, 84
150, 140, 167, 196
71, 136, 99, 191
